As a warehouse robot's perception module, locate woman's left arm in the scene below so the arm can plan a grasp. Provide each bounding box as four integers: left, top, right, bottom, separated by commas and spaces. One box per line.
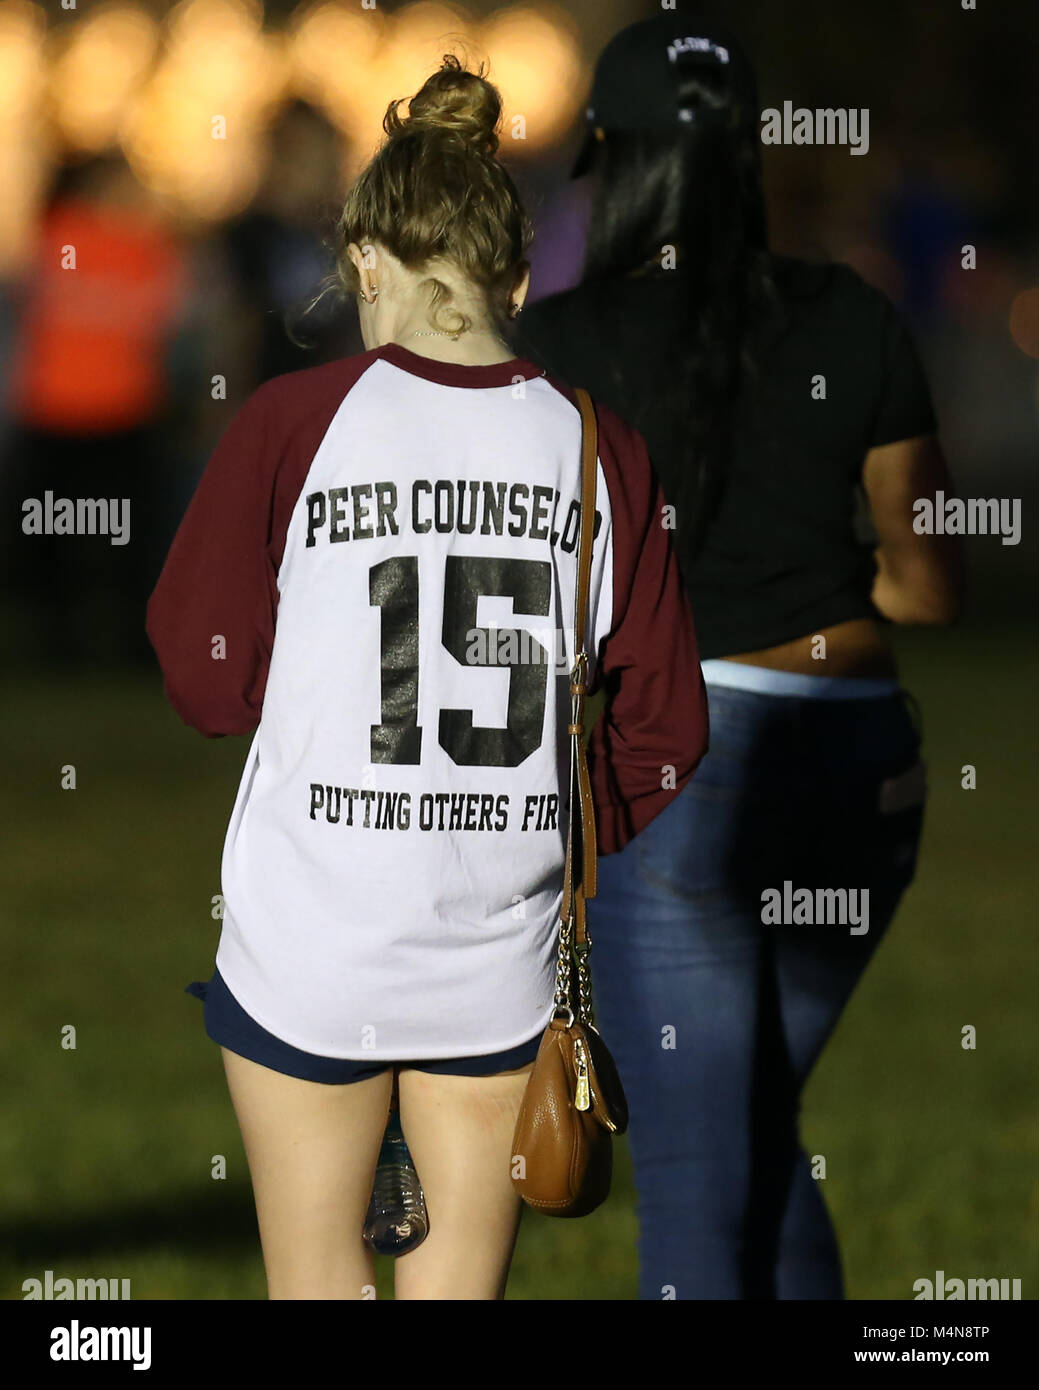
864, 434, 965, 626
861, 285, 964, 627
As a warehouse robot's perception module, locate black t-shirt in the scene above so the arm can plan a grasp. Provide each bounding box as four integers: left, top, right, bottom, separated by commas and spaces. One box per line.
515, 255, 937, 658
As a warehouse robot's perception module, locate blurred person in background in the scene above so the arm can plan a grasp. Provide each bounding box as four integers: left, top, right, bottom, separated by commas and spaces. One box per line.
517, 13, 964, 1300
3, 152, 191, 669
220, 99, 361, 390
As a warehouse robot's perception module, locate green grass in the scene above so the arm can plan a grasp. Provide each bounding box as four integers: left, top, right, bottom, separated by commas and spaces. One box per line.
1, 622, 1036, 1300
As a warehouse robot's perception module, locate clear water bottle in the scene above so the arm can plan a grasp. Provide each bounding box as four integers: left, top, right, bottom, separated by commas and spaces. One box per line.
363, 1107, 429, 1256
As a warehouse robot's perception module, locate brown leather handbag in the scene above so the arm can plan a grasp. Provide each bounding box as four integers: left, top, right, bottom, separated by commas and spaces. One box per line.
510, 387, 629, 1219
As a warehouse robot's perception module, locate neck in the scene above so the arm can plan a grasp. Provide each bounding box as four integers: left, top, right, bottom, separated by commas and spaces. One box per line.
388, 304, 515, 366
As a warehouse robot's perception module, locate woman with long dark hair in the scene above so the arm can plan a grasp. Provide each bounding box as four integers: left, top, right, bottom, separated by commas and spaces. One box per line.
517, 15, 963, 1299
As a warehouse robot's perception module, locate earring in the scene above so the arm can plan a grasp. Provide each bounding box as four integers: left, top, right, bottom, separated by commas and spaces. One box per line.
509, 302, 520, 318
368, 287, 379, 303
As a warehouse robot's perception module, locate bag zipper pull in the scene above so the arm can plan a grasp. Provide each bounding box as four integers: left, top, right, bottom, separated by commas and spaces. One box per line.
574, 1036, 591, 1111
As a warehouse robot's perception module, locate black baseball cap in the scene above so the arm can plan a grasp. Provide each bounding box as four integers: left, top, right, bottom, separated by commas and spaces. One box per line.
572, 13, 759, 177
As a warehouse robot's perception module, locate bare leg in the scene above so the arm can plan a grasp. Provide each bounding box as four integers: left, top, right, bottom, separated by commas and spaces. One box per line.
220, 1047, 394, 1299
393, 1062, 534, 1300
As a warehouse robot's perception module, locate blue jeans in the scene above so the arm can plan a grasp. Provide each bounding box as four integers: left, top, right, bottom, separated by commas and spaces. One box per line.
589, 683, 925, 1300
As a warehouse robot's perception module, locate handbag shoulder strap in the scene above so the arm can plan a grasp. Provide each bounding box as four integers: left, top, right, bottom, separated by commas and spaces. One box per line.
561, 388, 599, 947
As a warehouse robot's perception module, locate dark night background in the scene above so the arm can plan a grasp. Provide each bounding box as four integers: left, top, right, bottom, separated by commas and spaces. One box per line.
1, 0, 1036, 1300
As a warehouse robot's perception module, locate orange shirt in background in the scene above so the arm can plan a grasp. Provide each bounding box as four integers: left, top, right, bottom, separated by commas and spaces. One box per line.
10, 198, 188, 436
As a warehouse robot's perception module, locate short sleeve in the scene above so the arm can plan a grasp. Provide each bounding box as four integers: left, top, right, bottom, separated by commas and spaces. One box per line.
869, 300, 938, 448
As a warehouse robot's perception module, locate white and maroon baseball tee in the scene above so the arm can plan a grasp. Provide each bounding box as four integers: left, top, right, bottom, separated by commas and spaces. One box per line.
147, 343, 707, 1059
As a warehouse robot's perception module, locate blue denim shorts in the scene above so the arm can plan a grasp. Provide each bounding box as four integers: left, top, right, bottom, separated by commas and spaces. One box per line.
186, 967, 542, 1085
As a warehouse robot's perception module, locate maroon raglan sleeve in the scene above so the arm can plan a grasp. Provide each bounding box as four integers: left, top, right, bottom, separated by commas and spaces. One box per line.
145, 384, 280, 737
587, 404, 709, 854
146, 353, 380, 737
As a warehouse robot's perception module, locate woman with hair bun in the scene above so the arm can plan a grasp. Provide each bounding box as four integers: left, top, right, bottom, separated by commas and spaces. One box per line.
147, 56, 708, 1299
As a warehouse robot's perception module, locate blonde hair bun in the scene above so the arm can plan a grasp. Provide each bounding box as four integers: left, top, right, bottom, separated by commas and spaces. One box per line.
331, 52, 530, 333
386, 54, 502, 157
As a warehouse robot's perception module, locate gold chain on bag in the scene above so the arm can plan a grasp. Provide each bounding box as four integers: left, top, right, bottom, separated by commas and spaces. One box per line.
509, 387, 628, 1217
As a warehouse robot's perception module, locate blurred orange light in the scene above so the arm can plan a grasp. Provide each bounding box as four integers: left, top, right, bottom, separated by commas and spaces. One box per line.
481, 4, 584, 151
0, 0, 49, 273
289, 0, 586, 168
289, 0, 388, 158
0, 0, 591, 239
46, 4, 159, 153
121, 0, 289, 222
0, 0, 47, 117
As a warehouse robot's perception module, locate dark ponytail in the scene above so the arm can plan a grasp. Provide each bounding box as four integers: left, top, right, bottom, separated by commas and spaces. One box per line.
581, 53, 780, 567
